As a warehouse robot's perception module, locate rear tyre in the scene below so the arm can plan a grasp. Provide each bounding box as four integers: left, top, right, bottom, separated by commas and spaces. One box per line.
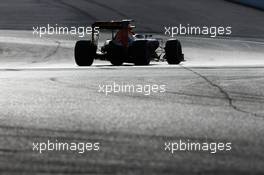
165, 40, 184, 64
107, 42, 125, 66
130, 40, 151, 66
75, 40, 97, 66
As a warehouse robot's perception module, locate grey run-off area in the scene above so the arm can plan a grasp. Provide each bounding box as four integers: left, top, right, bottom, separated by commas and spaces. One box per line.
0, 0, 263, 174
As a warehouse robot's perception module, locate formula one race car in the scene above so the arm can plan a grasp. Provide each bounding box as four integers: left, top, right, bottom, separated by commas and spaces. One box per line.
74, 20, 184, 66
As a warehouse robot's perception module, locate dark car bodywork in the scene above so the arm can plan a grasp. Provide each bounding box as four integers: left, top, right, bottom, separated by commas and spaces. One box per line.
74, 20, 184, 66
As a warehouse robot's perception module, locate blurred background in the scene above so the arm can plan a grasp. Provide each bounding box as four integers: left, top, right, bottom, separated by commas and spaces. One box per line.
0, 0, 263, 38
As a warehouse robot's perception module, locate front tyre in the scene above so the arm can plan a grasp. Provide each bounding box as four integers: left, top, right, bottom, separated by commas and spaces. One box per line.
165, 40, 184, 64
130, 40, 151, 66
107, 41, 125, 66
75, 40, 97, 66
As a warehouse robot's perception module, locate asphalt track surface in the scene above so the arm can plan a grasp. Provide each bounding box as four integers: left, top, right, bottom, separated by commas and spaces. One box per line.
0, 0, 264, 175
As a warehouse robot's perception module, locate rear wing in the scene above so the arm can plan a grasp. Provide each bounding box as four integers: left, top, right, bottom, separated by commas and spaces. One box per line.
91, 20, 134, 42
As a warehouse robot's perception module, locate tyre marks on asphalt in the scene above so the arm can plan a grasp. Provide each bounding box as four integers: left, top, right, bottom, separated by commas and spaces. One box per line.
51, 0, 98, 21
181, 66, 264, 118
34, 41, 61, 63
48, 76, 98, 92
31, 41, 61, 63
1, 124, 259, 174
48, 76, 168, 103
48, 75, 230, 108
43, 41, 61, 60
58, 0, 156, 32
85, 0, 130, 19
84, 0, 156, 32
167, 87, 264, 105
